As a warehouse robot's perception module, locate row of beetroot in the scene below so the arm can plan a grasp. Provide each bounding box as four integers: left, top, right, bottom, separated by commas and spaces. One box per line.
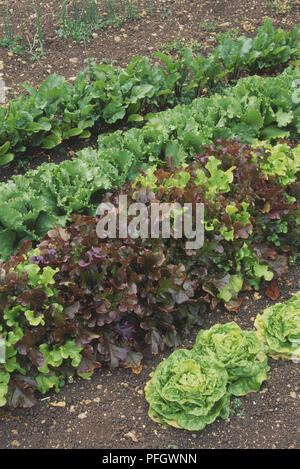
0, 19, 299, 167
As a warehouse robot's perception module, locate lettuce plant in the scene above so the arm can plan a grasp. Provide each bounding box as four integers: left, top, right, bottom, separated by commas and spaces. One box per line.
145, 349, 231, 431
254, 291, 300, 360
192, 322, 269, 396
256, 143, 300, 186
0, 251, 86, 408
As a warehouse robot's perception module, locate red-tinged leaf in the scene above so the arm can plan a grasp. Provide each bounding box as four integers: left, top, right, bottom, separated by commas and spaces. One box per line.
78, 247, 106, 267
95, 299, 111, 314
224, 297, 243, 313
16, 240, 32, 256
51, 324, 78, 343
133, 187, 155, 204
75, 329, 100, 346
261, 186, 285, 201
77, 344, 101, 374
28, 348, 45, 368
144, 329, 165, 355
48, 226, 70, 242
108, 344, 128, 369
263, 247, 278, 260
8, 375, 37, 408
121, 349, 143, 370
212, 274, 231, 291
114, 321, 136, 341
265, 282, 280, 301
202, 283, 216, 297
137, 251, 166, 270
97, 310, 118, 326
210, 297, 218, 310
57, 227, 71, 241
15, 327, 44, 355
64, 301, 80, 318
17, 286, 48, 310
267, 255, 289, 276
15, 331, 36, 355
234, 222, 253, 239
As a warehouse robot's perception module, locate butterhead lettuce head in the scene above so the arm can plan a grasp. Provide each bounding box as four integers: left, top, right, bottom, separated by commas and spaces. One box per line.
192, 322, 269, 396
254, 291, 300, 360
145, 349, 231, 431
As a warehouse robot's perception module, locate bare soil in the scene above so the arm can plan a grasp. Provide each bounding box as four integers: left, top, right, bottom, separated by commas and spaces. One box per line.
0, 0, 299, 450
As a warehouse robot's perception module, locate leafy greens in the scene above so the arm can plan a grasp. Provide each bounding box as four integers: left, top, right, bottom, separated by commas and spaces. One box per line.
255, 291, 300, 360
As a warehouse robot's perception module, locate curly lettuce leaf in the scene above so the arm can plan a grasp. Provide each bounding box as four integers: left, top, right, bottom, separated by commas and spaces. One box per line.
145, 349, 230, 431
254, 291, 300, 360
192, 322, 269, 395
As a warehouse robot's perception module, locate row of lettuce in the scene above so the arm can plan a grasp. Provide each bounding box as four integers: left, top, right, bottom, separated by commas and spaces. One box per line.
0, 19, 299, 166
145, 293, 300, 431
0, 66, 300, 261
0, 136, 299, 408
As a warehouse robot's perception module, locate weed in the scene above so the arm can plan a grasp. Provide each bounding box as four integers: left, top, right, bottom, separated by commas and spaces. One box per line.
30, 0, 47, 57
101, 57, 118, 65
0, 0, 48, 60
230, 398, 245, 417
159, 5, 172, 19
57, 0, 143, 42
0, 0, 25, 54
199, 21, 217, 32
216, 28, 240, 43
56, 0, 104, 43
15, 158, 31, 171
157, 37, 202, 57
267, 1, 291, 12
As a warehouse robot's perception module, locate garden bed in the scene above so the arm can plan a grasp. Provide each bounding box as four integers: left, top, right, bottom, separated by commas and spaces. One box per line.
0, 261, 299, 449
1, 0, 300, 98
0, 0, 299, 451
0, 0, 299, 181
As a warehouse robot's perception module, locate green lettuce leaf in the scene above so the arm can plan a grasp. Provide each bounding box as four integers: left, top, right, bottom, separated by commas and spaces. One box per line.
254, 291, 300, 360
145, 349, 231, 431
193, 322, 269, 395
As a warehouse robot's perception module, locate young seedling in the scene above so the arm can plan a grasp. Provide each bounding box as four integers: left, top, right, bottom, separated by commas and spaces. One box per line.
267, 0, 291, 12
0, 0, 25, 54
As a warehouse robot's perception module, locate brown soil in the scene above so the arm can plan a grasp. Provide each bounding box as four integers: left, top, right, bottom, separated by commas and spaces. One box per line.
0, 262, 299, 450
0, 0, 299, 450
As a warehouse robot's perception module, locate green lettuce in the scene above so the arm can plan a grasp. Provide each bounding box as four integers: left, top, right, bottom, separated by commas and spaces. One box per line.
254, 291, 300, 360
145, 349, 231, 431
192, 322, 269, 396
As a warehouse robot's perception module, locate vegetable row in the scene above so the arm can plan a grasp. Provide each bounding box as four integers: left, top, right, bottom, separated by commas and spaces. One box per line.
0, 19, 299, 166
